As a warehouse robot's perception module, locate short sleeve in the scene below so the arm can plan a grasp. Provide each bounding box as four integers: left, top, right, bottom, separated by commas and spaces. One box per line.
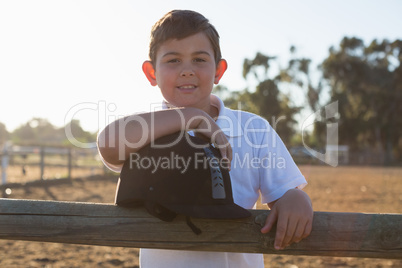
256, 121, 307, 204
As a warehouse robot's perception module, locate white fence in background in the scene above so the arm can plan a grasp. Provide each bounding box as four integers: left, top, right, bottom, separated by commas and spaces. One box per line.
1, 143, 104, 185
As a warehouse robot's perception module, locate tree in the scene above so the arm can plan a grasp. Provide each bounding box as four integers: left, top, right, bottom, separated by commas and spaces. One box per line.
63, 119, 96, 146
321, 37, 402, 164
10, 118, 96, 147
277, 46, 327, 148
279, 46, 323, 112
222, 52, 301, 145
12, 118, 62, 145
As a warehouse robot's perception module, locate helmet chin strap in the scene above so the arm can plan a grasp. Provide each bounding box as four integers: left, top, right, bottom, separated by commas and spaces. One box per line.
144, 201, 176, 222
186, 216, 202, 235
144, 201, 202, 235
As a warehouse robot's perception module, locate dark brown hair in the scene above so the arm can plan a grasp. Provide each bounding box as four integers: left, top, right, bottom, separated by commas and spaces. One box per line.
148, 10, 222, 65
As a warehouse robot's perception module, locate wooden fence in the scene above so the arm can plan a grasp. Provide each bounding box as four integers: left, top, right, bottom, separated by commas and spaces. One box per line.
0, 198, 400, 259
1, 145, 103, 184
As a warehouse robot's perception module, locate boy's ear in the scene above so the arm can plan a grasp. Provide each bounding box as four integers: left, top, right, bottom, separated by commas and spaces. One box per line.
214, 59, 228, 84
142, 61, 158, 86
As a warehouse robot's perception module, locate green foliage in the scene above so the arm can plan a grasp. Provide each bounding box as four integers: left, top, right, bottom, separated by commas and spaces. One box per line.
280, 46, 323, 112
321, 37, 402, 164
6, 118, 96, 147
224, 52, 302, 145
220, 38, 401, 165
242, 52, 276, 80
63, 120, 96, 145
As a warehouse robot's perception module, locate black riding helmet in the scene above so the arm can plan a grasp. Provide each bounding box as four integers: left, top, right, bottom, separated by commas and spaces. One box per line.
115, 131, 251, 233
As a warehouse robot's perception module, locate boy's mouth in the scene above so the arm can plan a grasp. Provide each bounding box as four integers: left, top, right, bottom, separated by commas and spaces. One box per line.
177, 85, 197, 93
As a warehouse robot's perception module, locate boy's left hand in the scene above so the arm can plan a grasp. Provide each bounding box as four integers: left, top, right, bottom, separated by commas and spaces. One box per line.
260, 188, 313, 250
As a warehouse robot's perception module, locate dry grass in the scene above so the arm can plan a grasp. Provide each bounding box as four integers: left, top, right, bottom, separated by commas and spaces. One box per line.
299, 165, 402, 214
0, 165, 401, 267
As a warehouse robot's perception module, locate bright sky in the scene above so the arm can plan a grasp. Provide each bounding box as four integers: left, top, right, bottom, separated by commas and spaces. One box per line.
1, 0, 401, 133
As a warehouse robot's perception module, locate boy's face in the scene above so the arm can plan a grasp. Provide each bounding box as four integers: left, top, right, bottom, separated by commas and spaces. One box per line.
143, 32, 227, 112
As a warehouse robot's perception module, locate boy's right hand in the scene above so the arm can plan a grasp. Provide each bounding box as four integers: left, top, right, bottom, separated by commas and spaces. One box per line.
191, 111, 232, 169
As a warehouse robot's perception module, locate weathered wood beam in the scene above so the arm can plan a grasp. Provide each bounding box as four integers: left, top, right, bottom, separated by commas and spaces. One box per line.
0, 198, 401, 259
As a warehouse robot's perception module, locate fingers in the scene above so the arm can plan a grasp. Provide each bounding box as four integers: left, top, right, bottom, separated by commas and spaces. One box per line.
292, 220, 306, 243
262, 203, 313, 250
282, 218, 303, 247
263, 209, 309, 250
274, 216, 312, 250
273, 213, 289, 250
209, 129, 232, 170
303, 216, 313, 239
216, 140, 232, 169
261, 207, 278, 234
192, 115, 232, 168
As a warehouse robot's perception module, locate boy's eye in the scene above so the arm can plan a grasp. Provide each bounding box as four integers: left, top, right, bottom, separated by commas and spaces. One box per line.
194, 58, 206, 63
167, 59, 180, 63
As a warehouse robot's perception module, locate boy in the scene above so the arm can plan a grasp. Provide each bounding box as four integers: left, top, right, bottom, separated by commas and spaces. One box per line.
97, 9, 313, 268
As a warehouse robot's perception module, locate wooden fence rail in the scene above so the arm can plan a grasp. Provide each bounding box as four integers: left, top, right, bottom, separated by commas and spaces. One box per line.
0, 198, 401, 259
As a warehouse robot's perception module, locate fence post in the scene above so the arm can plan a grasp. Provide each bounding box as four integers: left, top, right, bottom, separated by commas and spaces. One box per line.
67, 148, 72, 180
1, 150, 8, 185
40, 147, 45, 180
1, 142, 11, 185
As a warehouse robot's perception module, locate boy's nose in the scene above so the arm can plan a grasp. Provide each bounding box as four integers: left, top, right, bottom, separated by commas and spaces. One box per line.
180, 68, 195, 77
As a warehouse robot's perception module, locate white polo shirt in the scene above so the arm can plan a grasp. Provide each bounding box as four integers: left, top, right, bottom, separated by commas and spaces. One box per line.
99, 95, 307, 268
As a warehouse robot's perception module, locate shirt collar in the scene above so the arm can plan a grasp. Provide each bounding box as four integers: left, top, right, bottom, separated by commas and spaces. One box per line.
212, 95, 243, 138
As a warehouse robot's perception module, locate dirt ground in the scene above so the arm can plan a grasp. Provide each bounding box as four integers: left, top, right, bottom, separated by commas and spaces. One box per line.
0, 165, 401, 268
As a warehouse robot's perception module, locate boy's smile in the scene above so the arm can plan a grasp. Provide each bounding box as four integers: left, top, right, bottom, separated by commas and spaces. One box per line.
143, 32, 227, 117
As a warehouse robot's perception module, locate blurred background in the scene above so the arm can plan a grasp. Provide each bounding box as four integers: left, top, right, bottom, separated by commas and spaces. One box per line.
0, 1, 401, 267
